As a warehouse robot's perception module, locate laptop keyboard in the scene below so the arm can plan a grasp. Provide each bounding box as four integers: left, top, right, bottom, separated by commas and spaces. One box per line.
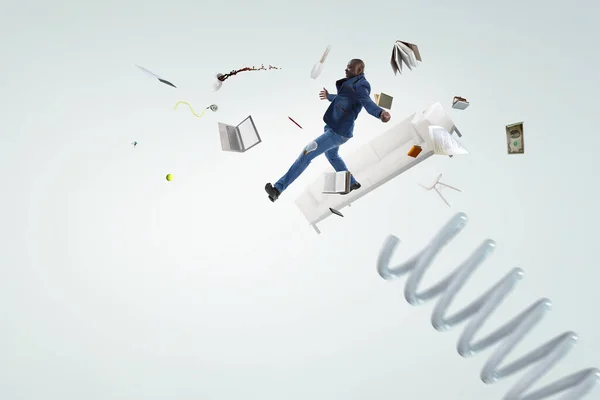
226, 126, 241, 151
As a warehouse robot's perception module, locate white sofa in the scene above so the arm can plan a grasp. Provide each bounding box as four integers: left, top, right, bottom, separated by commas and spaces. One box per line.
295, 102, 462, 234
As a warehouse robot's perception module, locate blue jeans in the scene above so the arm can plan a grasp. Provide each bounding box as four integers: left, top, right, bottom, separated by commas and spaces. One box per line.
274, 126, 358, 193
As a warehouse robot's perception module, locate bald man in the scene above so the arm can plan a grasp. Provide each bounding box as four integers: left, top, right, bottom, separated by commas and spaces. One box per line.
265, 59, 391, 202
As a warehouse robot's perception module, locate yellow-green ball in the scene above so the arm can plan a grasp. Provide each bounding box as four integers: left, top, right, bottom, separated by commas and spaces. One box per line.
166, 174, 173, 181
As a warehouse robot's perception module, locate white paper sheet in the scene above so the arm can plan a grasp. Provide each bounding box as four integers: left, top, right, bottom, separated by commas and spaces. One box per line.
428, 125, 469, 155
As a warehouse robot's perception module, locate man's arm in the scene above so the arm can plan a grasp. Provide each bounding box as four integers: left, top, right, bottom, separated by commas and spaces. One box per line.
356, 82, 384, 118
320, 88, 336, 102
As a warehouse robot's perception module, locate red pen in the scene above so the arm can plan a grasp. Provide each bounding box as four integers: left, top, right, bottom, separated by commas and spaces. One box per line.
288, 116, 303, 129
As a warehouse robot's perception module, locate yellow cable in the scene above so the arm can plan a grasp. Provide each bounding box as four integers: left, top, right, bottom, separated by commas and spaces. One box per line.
173, 101, 208, 118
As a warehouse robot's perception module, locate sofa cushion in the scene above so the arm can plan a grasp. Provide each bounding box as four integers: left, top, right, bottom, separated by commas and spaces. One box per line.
344, 144, 380, 174
361, 141, 432, 184
307, 174, 327, 204
368, 113, 417, 160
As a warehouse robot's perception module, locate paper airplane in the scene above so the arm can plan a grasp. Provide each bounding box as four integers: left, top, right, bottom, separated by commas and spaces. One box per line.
135, 64, 177, 88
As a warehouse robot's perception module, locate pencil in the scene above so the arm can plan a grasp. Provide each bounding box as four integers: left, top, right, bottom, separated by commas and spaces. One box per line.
288, 116, 303, 129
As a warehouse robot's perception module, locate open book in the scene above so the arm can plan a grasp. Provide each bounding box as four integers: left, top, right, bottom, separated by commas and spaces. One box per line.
390, 40, 422, 75
428, 125, 469, 156
322, 171, 351, 194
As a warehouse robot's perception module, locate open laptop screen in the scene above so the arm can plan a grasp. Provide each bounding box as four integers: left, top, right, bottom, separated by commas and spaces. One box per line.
237, 116, 261, 151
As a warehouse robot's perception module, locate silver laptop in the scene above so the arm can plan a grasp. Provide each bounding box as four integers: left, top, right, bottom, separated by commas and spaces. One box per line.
218, 115, 261, 153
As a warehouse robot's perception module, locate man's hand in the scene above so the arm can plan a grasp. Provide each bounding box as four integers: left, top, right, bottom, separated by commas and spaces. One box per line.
380, 111, 391, 123
319, 88, 329, 100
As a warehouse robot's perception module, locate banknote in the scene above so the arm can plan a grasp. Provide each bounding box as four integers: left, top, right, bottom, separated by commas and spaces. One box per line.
506, 122, 524, 154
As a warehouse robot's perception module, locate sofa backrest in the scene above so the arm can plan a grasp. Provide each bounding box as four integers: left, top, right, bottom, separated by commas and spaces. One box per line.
368, 112, 417, 160
344, 144, 380, 176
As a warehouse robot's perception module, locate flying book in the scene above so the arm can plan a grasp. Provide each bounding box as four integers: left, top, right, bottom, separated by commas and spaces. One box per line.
390, 40, 422, 75
428, 125, 468, 156
217, 115, 262, 153
407, 145, 422, 158
135, 64, 177, 88
374, 92, 393, 109
452, 96, 469, 110
322, 171, 351, 194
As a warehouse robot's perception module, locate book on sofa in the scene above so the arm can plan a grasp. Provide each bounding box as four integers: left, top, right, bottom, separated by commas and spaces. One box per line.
322, 171, 351, 194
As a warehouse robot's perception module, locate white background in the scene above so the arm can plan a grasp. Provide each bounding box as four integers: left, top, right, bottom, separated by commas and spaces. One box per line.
1, 0, 599, 398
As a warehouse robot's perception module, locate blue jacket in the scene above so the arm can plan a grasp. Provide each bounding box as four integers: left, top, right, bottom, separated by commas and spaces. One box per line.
323, 73, 384, 138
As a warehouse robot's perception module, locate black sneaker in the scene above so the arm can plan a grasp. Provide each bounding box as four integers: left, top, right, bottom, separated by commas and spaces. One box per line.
265, 183, 280, 202
341, 182, 361, 195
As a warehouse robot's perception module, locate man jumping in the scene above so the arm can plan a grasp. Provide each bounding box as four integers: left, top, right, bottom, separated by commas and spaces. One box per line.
265, 58, 391, 202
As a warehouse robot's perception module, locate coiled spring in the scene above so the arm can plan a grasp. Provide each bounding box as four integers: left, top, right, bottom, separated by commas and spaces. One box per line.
377, 212, 600, 400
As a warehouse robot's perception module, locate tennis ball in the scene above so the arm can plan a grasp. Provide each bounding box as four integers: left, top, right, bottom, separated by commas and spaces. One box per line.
166, 174, 173, 181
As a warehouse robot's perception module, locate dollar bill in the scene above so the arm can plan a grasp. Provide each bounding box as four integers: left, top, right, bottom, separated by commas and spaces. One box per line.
506, 122, 524, 154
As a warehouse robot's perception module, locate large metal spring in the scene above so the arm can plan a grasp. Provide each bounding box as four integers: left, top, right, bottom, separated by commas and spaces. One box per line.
376, 212, 600, 400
